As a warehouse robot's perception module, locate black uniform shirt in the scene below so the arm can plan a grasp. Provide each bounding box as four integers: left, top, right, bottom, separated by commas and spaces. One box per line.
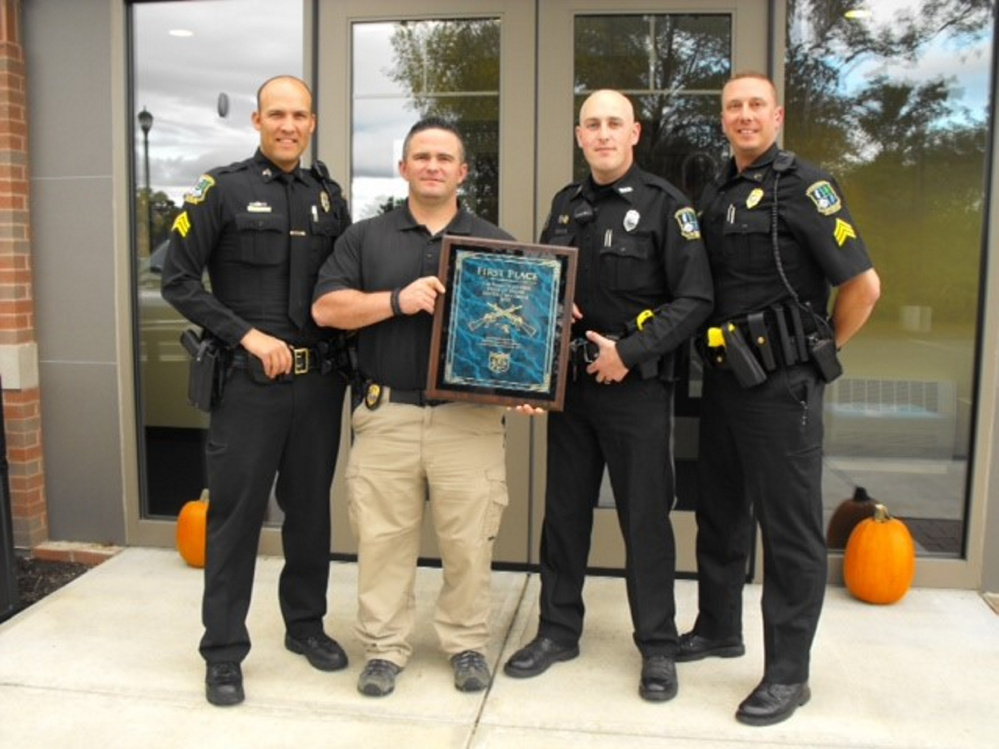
313, 204, 512, 390
541, 164, 713, 370
162, 149, 350, 347
698, 144, 873, 325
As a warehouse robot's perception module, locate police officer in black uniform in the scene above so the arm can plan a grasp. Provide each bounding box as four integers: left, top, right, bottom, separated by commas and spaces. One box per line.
680, 72, 880, 726
503, 90, 713, 702
161, 76, 351, 707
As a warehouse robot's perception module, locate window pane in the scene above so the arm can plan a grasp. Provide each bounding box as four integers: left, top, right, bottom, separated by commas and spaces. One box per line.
351, 19, 501, 222
573, 15, 732, 197
785, 0, 994, 557
132, 0, 304, 519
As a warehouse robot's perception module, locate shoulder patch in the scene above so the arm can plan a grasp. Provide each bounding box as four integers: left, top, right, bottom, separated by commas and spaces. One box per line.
184, 175, 216, 205
675, 207, 701, 240
806, 180, 841, 216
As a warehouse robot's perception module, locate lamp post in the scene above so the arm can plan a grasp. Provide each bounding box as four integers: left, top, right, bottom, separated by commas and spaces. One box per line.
137, 107, 154, 253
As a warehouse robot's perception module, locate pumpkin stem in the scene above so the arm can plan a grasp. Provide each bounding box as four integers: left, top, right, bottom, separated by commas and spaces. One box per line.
853, 486, 871, 503
200, 488, 210, 502
872, 502, 891, 522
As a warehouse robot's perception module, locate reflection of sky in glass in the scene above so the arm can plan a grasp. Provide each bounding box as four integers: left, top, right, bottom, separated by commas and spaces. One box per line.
133, 0, 303, 205
352, 22, 421, 219
795, 0, 990, 122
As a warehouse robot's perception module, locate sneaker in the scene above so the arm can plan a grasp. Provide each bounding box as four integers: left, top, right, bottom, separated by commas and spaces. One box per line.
357, 658, 401, 697
451, 650, 491, 692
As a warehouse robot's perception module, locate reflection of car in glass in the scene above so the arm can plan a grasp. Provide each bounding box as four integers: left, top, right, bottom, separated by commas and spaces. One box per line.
138, 241, 209, 431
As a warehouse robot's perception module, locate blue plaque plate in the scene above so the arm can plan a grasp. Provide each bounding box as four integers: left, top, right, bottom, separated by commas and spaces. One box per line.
427, 236, 577, 411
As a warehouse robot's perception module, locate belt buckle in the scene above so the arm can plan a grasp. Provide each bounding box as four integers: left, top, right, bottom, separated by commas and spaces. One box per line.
292, 347, 310, 375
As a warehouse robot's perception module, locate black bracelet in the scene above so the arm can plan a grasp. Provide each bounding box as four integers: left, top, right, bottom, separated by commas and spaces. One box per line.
390, 288, 403, 317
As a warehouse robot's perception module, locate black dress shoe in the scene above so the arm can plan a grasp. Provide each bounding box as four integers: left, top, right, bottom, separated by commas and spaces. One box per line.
503, 636, 579, 678
206, 661, 244, 707
285, 632, 349, 672
675, 631, 745, 663
736, 681, 811, 726
639, 654, 678, 702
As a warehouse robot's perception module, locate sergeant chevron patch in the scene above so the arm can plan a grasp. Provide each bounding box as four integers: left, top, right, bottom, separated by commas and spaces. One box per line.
834, 218, 856, 246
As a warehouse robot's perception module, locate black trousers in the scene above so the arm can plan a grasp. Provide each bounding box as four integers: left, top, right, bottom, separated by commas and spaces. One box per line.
538, 375, 678, 656
199, 367, 346, 664
694, 363, 826, 683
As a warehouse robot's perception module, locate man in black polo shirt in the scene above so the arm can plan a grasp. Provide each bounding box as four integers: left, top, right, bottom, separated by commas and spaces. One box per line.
313, 117, 513, 698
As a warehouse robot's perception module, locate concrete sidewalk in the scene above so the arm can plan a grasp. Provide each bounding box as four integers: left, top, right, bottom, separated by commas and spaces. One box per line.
1, 547, 997, 748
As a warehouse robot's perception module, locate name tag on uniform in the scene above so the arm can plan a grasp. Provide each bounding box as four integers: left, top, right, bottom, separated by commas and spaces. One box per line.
247, 202, 272, 213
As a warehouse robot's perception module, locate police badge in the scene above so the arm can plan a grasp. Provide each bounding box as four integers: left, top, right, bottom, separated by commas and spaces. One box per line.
623, 209, 640, 232
364, 382, 382, 410
320, 190, 331, 213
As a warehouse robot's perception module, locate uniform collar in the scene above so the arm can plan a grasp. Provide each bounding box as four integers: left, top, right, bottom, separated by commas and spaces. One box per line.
578, 164, 642, 204
723, 143, 780, 184
253, 148, 305, 184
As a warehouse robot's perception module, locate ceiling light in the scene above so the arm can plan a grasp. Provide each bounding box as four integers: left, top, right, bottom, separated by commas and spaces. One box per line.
169, 29, 194, 38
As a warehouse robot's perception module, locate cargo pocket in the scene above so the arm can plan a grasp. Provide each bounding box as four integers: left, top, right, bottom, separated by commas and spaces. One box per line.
482, 465, 509, 543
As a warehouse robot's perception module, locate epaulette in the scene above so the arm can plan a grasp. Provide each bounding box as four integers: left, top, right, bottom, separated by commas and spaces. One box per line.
773, 150, 797, 173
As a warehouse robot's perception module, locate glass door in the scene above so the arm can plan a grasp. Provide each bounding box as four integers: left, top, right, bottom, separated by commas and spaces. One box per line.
534, 0, 770, 573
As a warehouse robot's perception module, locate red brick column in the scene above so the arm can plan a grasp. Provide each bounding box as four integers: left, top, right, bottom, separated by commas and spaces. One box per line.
0, 0, 47, 549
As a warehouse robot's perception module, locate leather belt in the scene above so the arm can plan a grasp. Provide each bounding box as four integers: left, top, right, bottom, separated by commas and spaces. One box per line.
231, 346, 323, 376
383, 386, 445, 408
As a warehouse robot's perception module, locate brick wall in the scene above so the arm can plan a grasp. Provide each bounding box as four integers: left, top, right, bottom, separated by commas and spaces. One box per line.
0, 0, 46, 549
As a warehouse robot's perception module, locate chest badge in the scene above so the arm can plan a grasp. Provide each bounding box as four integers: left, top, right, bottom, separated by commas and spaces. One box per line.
246, 202, 271, 213
320, 190, 331, 213
746, 188, 764, 209
558, 214, 570, 225
623, 209, 640, 233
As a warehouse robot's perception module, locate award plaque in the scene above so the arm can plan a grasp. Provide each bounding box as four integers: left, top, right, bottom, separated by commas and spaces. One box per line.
427, 236, 578, 411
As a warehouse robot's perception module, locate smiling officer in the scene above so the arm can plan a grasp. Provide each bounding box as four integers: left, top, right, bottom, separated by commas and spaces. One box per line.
162, 75, 350, 707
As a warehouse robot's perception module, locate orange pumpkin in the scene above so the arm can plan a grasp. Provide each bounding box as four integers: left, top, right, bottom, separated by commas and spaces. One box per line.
843, 502, 915, 604
176, 490, 209, 568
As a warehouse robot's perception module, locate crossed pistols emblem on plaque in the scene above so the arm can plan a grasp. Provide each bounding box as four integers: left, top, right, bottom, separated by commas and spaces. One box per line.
467, 302, 539, 337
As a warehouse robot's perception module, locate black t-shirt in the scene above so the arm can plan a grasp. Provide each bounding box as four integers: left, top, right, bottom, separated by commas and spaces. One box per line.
314, 204, 512, 390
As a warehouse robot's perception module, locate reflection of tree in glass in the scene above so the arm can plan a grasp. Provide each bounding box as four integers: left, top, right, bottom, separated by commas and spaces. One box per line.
573, 14, 733, 200
785, 0, 992, 324
389, 20, 501, 223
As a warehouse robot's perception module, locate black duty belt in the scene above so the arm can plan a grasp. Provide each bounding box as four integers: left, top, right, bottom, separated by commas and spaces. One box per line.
701, 304, 826, 374
231, 346, 324, 377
